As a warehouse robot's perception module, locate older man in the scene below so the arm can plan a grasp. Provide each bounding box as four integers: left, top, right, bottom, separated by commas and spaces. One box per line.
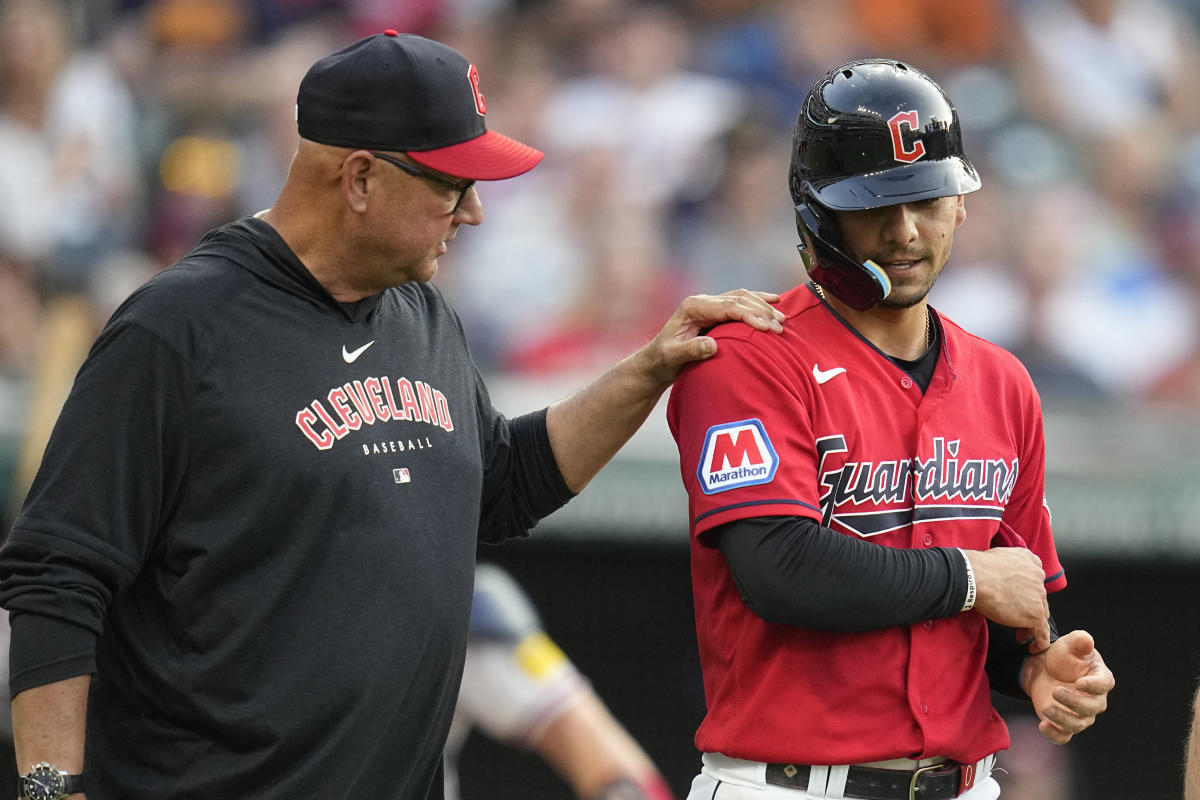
0, 32, 782, 800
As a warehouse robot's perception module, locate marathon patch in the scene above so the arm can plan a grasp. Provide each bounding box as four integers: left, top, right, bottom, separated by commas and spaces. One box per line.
697, 419, 778, 495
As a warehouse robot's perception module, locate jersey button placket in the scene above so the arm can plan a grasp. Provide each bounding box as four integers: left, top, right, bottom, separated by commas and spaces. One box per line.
900, 376, 913, 389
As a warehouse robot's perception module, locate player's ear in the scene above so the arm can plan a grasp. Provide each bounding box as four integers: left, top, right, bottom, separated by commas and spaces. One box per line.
341, 150, 375, 213
955, 194, 966, 228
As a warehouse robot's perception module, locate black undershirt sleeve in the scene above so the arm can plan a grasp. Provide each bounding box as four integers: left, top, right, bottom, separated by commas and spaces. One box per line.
714, 515, 968, 630
716, 515, 1059, 701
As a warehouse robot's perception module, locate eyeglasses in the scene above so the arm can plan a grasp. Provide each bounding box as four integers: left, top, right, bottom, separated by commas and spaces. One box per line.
370, 152, 475, 214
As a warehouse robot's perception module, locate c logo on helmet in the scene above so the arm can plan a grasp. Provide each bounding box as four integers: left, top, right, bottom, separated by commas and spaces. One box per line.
888, 110, 925, 163
467, 64, 486, 116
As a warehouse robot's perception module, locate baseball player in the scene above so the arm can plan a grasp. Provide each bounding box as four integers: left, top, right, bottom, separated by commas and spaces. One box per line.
666, 60, 1115, 800
446, 562, 674, 800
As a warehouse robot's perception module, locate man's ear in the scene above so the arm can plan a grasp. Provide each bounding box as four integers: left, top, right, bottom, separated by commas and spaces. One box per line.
341, 151, 375, 213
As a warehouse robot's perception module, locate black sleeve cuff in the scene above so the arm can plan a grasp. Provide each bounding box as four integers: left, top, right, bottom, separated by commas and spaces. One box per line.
504, 407, 576, 527
8, 612, 97, 696
939, 547, 970, 618
510, 407, 575, 511
478, 408, 575, 544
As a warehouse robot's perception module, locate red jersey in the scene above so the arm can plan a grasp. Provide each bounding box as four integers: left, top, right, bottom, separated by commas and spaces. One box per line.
666, 284, 1065, 767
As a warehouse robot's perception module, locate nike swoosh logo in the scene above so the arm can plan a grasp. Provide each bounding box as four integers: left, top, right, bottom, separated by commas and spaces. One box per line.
342, 341, 376, 363
812, 364, 847, 384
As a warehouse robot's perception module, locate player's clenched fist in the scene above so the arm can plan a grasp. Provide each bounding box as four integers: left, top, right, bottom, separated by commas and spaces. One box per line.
1021, 630, 1115, 744
964, 547, 1051, 650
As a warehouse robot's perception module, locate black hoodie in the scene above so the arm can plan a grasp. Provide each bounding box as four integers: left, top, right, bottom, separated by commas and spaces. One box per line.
0, 218, 573, 799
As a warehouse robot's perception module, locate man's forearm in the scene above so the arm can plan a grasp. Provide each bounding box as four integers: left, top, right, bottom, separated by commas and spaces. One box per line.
12, 674, 90, 778
546, 351, 667, 493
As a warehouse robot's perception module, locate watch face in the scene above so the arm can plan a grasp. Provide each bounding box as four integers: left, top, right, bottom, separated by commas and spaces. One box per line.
20, 764, 66, 800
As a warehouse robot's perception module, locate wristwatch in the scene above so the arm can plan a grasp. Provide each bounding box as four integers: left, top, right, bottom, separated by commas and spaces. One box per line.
19, 762, 85, 800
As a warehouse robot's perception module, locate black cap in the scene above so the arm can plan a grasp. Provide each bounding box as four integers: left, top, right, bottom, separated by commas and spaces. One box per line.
297, 30, 543, 180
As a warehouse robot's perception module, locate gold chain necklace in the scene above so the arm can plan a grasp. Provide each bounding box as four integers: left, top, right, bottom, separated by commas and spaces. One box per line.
812, 283, 933, 350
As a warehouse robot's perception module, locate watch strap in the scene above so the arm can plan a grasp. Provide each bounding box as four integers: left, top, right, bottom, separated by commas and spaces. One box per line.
61, 773, 85, 796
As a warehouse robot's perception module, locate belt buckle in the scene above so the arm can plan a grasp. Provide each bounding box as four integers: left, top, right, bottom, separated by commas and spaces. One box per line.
907, 762, 951, 800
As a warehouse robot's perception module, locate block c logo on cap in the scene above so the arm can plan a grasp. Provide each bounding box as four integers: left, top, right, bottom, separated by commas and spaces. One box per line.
697, 419, 778, 495
467, 64, 486, 116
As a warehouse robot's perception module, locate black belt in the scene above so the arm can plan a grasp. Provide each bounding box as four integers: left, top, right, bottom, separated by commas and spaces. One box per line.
764, 761, 964, 800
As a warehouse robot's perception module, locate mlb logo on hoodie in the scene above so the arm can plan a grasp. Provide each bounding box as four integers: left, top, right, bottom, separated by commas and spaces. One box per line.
697, 419, 778, 495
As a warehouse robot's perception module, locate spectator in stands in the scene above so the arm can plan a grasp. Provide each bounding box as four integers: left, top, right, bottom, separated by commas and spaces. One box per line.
0, 0, 141, 294
676, 119, 803, 297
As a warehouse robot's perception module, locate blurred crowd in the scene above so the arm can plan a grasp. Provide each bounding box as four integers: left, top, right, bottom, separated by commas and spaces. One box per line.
3, 0, 1200, 514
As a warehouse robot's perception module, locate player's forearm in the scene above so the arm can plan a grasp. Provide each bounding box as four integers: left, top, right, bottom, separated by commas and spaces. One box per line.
717, 517, 966, 630
533, 691, 662, 799
12, 674, 90, 777
546, 351, 668, 493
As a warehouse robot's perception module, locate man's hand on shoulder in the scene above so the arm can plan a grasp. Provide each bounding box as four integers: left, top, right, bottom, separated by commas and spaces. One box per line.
634, 289, 784, 386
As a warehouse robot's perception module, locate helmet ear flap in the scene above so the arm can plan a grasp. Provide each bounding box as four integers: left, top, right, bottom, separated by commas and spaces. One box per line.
795, 201, 891, 311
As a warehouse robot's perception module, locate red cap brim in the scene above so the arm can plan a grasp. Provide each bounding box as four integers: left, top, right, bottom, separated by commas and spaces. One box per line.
408, 129, 544, 181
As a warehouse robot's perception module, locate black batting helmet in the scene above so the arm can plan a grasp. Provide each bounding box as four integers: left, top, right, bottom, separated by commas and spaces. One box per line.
788, 59, 981, 309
